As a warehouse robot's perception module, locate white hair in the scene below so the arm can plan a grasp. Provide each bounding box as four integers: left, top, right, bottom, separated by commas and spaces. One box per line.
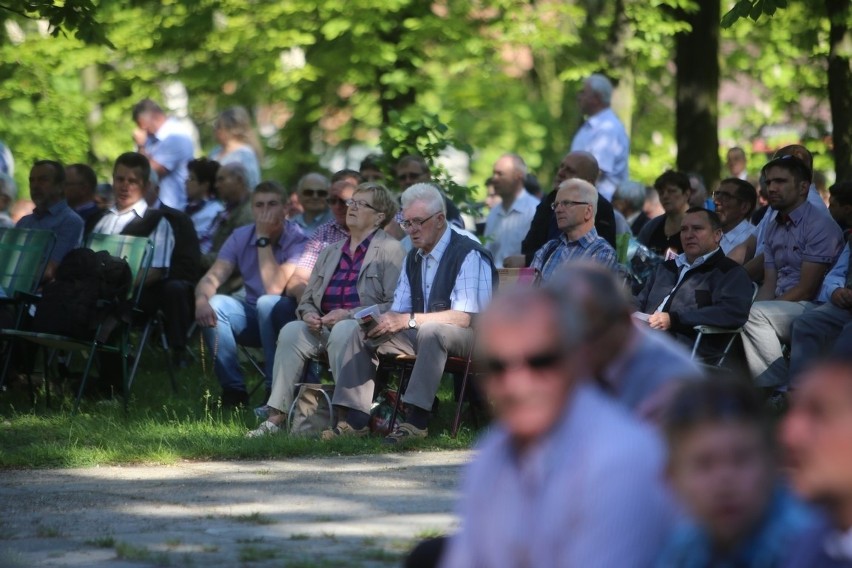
297, 172, 330, 192
559, 177, 599, 217
585, 74, 613, 106
400, 183, 446, 215
613, 180, 646, 211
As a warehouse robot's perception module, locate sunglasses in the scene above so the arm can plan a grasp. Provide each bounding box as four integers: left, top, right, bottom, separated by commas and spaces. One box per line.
327, 197, 347, 206
301, 189, 328, 198
482, 350, 563, 376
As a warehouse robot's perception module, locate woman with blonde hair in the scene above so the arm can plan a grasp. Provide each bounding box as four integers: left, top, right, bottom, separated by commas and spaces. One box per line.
210, 106, 262, 189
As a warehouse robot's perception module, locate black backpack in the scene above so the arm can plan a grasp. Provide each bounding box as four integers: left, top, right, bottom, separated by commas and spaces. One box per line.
32, 248, 133, 340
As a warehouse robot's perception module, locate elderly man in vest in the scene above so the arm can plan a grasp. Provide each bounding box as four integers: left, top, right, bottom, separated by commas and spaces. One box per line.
325, 183, 496, 444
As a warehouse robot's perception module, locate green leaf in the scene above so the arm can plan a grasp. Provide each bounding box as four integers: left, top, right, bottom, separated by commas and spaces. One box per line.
750, 0, 764, 21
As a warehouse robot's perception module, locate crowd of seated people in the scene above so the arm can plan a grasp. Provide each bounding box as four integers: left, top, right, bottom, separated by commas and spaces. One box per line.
2, 77, 852, 567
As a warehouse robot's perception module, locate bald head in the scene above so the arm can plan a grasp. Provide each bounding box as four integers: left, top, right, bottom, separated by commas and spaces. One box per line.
554, 151, 599, 191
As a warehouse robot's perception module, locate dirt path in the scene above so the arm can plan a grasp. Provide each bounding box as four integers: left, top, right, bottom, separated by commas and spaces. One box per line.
0, 450, 472, 567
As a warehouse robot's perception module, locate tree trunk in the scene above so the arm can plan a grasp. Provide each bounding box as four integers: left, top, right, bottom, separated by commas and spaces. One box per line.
826, 0, 851, 181
674, 1, 721, 190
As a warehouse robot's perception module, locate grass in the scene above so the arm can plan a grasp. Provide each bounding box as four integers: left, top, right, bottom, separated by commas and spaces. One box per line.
232, 512, 276, 526
0, 345, 482, 469
114, 541, 171, 565
238, 544, 278, 562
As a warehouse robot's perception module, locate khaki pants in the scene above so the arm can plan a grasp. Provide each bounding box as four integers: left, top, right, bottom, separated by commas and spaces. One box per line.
267, 319, 359, 414
332, 322, 474, 414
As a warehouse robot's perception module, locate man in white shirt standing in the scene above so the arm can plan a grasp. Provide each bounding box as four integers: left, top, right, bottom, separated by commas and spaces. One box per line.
569, 74, 629, 202
132, 98, 194, 211
712, 177, 757, 258
484, 154, 539, 268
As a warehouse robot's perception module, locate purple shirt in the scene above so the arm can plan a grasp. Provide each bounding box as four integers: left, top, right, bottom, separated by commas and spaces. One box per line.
296, 219, 349, 272
763, 201, 843, 297
218, 221, 308, 305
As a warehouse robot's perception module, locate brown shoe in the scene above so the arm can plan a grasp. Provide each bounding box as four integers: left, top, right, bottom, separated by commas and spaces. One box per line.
382, 422, 428, 445
320, 421, 371, 440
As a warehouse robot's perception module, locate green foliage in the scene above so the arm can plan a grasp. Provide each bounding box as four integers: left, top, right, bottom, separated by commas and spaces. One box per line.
722, 0, 790, 28
0, 0, 110, 45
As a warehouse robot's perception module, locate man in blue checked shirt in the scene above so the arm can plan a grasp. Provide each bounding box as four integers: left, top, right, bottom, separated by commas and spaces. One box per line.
530, 177, 618, 280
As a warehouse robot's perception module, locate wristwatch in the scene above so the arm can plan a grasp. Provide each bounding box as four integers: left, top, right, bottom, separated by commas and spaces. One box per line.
255, 237, 271, 248
408, 313, 417, 329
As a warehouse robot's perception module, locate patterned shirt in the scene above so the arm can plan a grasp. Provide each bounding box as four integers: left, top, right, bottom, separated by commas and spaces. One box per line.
531, 227, 619, 281
763, 200, 843, 297
320, 233, 374, 314
296, 219, 349, 272
93, 198, 174, 270
391, 226, 492, 315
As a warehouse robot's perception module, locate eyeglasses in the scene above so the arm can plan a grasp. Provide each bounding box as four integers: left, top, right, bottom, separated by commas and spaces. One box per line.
551, 200, 589, 210
346, 198, 378, 212
482, 350, 564, 377
327, 197, 347, 207
397, 172, 424, 182
399, 212, 439, 231
712, 190, 738, 201
301, 189, 328, 198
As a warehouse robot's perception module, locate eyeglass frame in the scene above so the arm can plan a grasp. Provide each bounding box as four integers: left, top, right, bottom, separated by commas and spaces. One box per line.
399, 211, 441, 231
345, 198, 378, 212
550, 200, 590, 211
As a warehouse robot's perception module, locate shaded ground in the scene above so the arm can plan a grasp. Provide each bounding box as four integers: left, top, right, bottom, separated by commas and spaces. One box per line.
0, 451, 471, 567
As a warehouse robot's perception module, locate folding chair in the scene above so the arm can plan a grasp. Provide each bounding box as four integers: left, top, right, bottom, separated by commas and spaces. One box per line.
382, 267, 540, 438
690, 282, 760, 368
2, 234, 154, 412
0, 228, 56, 389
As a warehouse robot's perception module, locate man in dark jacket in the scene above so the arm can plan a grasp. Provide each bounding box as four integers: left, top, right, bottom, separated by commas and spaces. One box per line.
634, 207, 753, 360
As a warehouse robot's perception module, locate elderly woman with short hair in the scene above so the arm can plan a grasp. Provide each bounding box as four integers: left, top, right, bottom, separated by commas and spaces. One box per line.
248, 182, 406, 437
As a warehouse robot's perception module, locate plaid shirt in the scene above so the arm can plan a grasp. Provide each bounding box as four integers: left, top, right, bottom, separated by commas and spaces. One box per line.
320, 233, 374, 313
531, 227, 618, 281
296, 219, 349, 271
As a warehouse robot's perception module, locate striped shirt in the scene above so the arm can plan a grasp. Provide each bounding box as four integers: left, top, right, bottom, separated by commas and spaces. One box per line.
93, 199, 175, 270
320, 233, 374, 313
296, 219, 349, 271
531, 227, 618, 281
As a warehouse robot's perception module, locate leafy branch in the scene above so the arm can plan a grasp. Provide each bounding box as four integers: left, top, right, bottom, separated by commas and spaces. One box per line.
721, 0, 790, 28
0, 0, 112, 46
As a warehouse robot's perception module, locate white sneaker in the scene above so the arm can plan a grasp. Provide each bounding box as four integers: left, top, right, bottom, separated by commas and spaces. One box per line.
246, 420, 283, 438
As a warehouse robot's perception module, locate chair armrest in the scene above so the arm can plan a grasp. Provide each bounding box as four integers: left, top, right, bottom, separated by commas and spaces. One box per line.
693, 325, 743, 335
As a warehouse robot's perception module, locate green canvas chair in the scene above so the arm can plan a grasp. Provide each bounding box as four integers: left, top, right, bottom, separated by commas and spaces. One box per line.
2, 233, 154, 412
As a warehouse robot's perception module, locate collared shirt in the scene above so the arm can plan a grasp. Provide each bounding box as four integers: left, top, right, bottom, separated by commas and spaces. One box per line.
531, 227, 619, 281
441, 384, 674, 568
569, 107, 630, 201
817, 245, 851, 304
16, 200, 84, 264
72, 201, 100, 223
825, 526, 852, 562
185, 198, 225, 255
654, 248, 721, 312
763, 200, 843, 297
145, 117, 194, 211
320, 232, 374, 313
484, 189, 540, 268
392, 226, 492, 314
217, 222, 308, 305
755, 186, 827, 256
291, 209, 332, 237
720, 218, 756, 254
296, 219, 349, 272
93, 198, 175, 269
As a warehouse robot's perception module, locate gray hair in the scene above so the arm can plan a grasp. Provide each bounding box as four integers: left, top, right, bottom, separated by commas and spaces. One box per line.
400, 182, 446, 216
297, 172, 330, 193
559, 177, 599, 217
614, 180, 646, 211
221, 162, 249, 189
585, 74, 613, 106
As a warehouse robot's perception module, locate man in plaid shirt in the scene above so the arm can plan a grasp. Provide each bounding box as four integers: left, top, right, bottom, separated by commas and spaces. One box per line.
531, 178, 618, 281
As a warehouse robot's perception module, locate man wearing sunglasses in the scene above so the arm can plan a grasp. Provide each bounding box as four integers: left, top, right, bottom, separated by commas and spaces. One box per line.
529, 177, 618, 280
440, 283, 674, 567
286, 170, 363, 300
290, 172, 331, 236
325, 183, 497, 443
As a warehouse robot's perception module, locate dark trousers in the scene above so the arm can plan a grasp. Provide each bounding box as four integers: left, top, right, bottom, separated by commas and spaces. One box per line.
139, 279, 195, 351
